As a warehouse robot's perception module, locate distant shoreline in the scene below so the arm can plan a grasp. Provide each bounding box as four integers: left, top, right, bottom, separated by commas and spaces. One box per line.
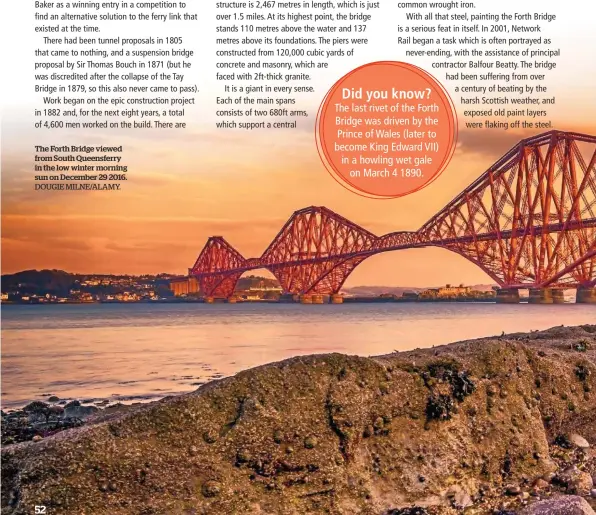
2, 297, 502, 305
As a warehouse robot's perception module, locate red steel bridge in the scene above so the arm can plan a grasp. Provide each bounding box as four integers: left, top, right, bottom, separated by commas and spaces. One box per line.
190, 131, 596, 299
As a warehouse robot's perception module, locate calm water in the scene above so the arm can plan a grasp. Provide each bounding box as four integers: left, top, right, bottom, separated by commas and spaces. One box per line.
1, 302, 594, 409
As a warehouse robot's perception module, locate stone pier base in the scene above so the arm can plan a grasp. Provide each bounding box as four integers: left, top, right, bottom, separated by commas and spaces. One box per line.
204, 297, 215, 304
495, 289, 520, 304
299, 294, 325, 304
528, 288, 554, 304
330, 294, 344, 304
576, 287, 596, 304
552, 290, 566, 304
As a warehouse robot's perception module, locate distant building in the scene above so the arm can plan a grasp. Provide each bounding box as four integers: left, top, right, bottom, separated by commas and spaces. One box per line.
115, 292, 139, 302
438, 284, 472, 297
169, 276, 199, 296
420, 284, 473, 299
240, 293, 261, 301
248, 285, 282, 292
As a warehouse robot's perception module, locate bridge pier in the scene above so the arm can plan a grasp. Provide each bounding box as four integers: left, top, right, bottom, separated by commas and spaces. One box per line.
576, 287, 596, 304
330, 294, 344, 304
552, 289, 566, 304
299, 294, 326, 304
528, 288, 554, 304
204, 296, 215, 304
495, 289, 520, 304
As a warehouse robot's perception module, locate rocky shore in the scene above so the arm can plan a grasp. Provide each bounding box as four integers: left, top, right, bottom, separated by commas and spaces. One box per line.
1, 400, 136, 446
2, 325, 596, 514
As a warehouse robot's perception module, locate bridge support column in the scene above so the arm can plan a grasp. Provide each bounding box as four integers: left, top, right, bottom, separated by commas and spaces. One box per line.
495, 289, 520, 304
311, 294, 325, 304
528, 288, 554, 304
204, 296, 215, 304
552, 290, 566, 304
300, 295, 313, 304
330, 294, 344, 304
576, 287, 596, 304
227, 297, 238, 304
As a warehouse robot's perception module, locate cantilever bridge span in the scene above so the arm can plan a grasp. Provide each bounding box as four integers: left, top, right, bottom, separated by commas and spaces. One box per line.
190, 131, 596, 299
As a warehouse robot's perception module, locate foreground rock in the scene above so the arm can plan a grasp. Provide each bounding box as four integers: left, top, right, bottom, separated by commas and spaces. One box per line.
2, 324, 596, 514
520, 496, 596, 514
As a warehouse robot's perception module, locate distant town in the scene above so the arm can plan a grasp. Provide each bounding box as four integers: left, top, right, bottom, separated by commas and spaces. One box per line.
0, 269, 499, 304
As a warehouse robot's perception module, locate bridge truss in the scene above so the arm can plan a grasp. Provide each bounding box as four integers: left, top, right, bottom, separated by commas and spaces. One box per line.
190, 131, 596, 297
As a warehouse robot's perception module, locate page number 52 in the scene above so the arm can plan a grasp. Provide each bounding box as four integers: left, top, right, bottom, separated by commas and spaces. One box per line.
35, 507, 47, 514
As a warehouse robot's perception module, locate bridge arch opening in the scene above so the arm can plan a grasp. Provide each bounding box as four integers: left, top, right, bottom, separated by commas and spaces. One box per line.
234, 269, 282, 302
343, 247, 496, 294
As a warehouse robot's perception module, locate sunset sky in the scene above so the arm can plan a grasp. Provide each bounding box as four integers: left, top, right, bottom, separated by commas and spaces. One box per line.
2, 0, 595, 287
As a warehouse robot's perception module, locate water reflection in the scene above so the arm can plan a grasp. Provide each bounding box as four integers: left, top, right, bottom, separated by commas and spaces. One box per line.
1, 303, 594, 408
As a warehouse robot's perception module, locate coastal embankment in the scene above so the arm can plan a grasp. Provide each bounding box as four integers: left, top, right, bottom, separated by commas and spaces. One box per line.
2, 325, 596, 514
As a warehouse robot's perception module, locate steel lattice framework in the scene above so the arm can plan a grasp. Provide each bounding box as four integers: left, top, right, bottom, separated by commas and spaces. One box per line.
190, 131, 596, 297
